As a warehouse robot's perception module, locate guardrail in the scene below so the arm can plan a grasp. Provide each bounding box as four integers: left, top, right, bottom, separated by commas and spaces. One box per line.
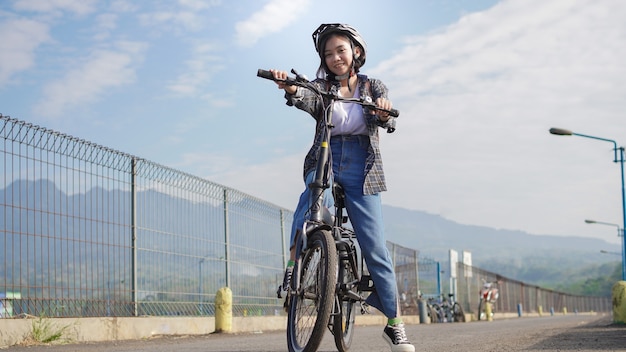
0, 114, 610, 319
0, 114, 428, 318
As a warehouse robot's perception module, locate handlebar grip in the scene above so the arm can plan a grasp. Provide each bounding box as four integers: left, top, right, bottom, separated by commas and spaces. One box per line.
259, 68, 399, 118
257, 69, 275, 80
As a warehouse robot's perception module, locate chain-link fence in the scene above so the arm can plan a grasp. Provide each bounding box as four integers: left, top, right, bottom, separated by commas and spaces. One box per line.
454, 262, 611, 317
1, 114, 611, 319
0, 114, 432, 318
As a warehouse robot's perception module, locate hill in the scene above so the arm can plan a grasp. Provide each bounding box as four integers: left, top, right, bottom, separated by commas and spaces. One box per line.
381, 204, 622, 286
1, 179, 620, 292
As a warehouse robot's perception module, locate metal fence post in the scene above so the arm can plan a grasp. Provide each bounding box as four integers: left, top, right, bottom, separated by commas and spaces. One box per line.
131, 157, 138, 317
223, 189, 230, 288
280, 209, 287, 269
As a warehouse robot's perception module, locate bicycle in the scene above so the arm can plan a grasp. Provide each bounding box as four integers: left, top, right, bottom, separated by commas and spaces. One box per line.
431, 293, 465, 323
417, 292, 441, 324
257, 68, 399, 352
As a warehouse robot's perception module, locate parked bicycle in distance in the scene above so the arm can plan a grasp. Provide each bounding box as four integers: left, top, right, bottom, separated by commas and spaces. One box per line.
438, 293, 466, 323
426, 293, 465, 323
258, 68, 398, 352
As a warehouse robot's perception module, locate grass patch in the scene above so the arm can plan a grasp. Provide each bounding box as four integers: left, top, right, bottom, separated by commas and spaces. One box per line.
20, 314, 74, 345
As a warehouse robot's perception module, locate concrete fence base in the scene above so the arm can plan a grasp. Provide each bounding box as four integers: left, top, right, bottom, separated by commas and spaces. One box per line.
0, 314, 419, 348
0, 311, 599, 348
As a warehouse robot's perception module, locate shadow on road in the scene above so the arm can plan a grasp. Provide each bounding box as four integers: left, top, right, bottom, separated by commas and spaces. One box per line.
528, 316, 626, 351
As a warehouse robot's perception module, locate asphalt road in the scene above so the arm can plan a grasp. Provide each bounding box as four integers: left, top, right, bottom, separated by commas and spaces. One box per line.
6, 314, 625, 352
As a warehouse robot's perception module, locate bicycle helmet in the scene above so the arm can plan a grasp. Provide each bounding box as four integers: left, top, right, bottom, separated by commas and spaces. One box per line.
312, 23, 367, 79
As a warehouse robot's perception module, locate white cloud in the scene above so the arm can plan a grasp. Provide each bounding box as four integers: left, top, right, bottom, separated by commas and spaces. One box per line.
110, 0, 139, 13
167, 43, 225, 96
367, 0, 626, 238
137, 0, 219, 33
139, 11, 202, 32
0, 18, 50, 87
178, 0, 221, 11
13, 0, 97, 16
92, 13, 119, 41
33, 41, 146, 117
177, 152, 304, 210
234, 0, 311, 47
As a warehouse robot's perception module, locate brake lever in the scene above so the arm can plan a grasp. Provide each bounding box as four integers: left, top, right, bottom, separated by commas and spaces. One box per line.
291, 69, 309, 83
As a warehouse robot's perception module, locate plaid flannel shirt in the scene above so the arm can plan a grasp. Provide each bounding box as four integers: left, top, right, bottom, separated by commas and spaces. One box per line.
284, 74, 395, 195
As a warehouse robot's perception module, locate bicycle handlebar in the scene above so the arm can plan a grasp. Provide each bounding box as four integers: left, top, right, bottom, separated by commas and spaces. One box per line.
257, 69, 399, 118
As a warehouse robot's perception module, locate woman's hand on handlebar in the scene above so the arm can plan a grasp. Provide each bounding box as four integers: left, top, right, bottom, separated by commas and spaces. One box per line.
374, 97, 393, 122
269, 69, 297, 95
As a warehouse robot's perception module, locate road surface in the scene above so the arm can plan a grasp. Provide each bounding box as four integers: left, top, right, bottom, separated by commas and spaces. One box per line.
6, 314, 625, 351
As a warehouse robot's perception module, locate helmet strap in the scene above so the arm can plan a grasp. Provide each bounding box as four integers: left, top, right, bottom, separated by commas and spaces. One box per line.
331, 67, 355, 92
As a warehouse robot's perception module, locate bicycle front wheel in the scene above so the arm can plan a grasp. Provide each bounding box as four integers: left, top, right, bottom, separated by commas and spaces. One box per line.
452, 302, 466, 322
431, 303, 444, 323
287, 230, 337, 352
477, 300, 485, 321
333, 259, 358, 352
427, 304, 439, 324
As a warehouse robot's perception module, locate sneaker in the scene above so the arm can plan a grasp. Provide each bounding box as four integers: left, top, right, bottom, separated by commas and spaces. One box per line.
382, 323, 415, 352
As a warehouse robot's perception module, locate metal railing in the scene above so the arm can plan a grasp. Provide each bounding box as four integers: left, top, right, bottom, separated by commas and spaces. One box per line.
0, 114, 431, 318
0, 114, 611, 319
455, 263, 611, 316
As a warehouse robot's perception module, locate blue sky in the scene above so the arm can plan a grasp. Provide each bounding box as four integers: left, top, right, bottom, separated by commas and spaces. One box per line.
1, 0, 626, 247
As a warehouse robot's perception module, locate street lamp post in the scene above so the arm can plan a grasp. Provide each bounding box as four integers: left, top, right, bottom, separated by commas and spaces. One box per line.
549, 127, 626, 281
585, 219, 624, 278
601, 250, 621, 256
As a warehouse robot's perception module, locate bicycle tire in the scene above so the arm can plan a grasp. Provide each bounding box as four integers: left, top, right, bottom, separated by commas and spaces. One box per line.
287, 230, 337, 352
452, 302, 466, 322
477, 300, 485, 321
431, 303, 444, 323
426, 304, 438, 324
333, 259, 358, 352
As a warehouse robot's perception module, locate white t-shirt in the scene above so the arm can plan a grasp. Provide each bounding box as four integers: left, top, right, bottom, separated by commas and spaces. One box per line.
330, 85, 368, 136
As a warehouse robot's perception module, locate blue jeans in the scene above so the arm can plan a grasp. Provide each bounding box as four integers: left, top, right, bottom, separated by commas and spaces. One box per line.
290, 134, 400, 319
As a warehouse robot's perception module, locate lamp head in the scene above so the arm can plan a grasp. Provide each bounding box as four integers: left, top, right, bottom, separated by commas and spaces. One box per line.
549, 127, 573, 136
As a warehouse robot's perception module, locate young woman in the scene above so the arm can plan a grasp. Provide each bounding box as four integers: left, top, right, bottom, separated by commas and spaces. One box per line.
270, 23, 414, 352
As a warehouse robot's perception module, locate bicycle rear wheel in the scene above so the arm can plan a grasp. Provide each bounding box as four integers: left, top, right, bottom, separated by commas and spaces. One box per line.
287, 230, 337, 352
431, 303, 444, 323
428, 304, 439, 323
477, 300, 486, 321
452, 302, 465, 322
333, 259, 358, 352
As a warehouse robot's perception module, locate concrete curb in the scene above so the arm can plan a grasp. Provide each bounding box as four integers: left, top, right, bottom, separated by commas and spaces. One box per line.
1, 314, 393, 347
0, 311, 592, 348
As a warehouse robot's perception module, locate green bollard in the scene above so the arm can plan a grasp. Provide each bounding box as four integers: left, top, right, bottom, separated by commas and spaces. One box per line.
612, 281, 626, 324
485, 302, 493, 321
215, 287, 233, 333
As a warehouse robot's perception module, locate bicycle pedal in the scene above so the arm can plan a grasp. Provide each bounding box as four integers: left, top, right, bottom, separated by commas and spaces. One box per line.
276, 285, 285, 299
360, 302, 371, 315
276, 285, 283, 298
358, 275, 375, 292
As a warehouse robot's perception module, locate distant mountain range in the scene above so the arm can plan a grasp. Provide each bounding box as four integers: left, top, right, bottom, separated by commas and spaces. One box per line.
381, 204, 621, 279
1, 179, 620, 286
